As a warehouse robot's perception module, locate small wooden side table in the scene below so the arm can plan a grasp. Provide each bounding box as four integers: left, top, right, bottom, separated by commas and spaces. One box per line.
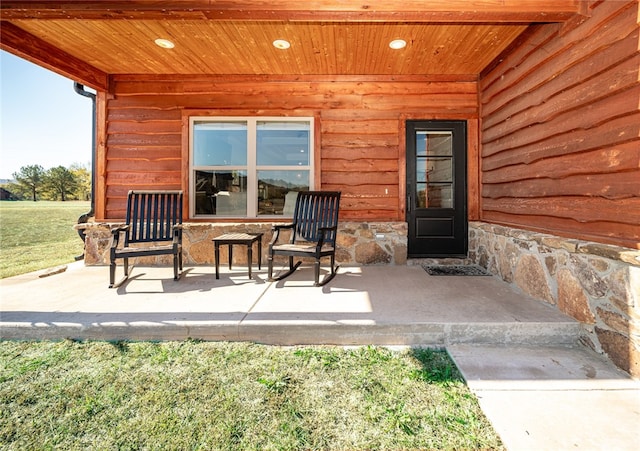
213, 233, 263, 279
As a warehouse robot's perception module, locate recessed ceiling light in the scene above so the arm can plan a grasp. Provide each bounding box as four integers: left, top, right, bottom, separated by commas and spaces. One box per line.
273, 39, 291, 50
389, 39, 407, 50
154, 38, 175, 49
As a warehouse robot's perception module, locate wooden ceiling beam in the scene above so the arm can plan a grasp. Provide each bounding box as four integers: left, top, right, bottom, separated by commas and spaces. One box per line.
0, 21, 108, 90
1, 0, 584, 23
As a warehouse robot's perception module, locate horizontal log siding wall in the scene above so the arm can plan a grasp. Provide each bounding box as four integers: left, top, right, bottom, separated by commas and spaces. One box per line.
479, 0, 640, 250
102, 77, 478, 220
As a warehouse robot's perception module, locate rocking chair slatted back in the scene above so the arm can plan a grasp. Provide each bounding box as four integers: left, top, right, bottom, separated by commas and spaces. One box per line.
125, 190, 183, 245
293, 191, 341, 245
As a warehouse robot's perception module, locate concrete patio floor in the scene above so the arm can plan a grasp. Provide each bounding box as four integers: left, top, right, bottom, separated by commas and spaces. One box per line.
1, 262, 639, 450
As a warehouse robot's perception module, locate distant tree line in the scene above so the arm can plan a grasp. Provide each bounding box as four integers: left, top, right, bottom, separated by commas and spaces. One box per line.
3, 164, 91, 201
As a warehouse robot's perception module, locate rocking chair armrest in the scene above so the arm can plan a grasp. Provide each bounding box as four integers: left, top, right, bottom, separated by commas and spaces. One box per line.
272, 223, 294, 231
318, 225, 337, 233
110, 224, 130, 235
172, 224, 183, 243
110, 225, 129, 249
318, 225, 337, 238
315, 225, 337, 249
270, 223, 294, 245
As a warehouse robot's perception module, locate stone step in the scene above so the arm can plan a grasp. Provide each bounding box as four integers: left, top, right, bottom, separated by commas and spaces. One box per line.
236, 321, 583, 347
1, 318, 582, 347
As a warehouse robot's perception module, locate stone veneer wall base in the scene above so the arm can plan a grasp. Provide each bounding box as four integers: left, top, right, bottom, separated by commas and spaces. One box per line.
467, 221, 639, 378
79, 221, 408, 268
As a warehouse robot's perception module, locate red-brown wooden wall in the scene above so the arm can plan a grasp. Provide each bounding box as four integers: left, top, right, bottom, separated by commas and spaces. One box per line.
95, 0, 638, 250
479, 0, 640, 249
96, 76, 480, 222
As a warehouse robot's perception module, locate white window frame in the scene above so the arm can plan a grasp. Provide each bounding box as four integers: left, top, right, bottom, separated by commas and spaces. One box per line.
189, 116, 314, 218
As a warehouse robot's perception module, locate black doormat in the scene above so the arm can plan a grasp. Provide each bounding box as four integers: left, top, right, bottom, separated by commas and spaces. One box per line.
422, 265, 492, 276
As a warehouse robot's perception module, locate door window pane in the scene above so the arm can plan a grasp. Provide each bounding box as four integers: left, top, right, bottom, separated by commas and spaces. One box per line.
430, 158, 452, 183
416, 183, 453, 208
416, 131, 453, 156
257, 121, 310, 166
428, 184, 452, 208
417, 157, 453, 183
193, 122, 247, 166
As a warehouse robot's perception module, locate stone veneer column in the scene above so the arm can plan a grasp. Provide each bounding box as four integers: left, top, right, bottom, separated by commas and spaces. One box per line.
468, 221, 640, 378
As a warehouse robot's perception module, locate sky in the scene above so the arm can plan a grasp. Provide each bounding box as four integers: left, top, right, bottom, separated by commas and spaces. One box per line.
0, 50, 93, 180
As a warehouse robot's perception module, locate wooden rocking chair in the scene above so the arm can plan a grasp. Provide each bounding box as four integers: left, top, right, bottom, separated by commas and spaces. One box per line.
109, 190, 183, 288
268, 191, 341, 286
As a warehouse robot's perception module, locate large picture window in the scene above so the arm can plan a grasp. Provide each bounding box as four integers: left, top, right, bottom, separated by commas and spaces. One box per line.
190, 117, 313, 217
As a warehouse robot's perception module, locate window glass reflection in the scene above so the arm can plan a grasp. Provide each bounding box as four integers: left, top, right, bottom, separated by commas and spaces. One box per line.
416, 184, 453, 208
194, 169, 247, 216
257, 121, 310, 166
193, 122, 247, 166
416, 131, 452, 157
257, 170, 309, 215
417, 157, 453, 183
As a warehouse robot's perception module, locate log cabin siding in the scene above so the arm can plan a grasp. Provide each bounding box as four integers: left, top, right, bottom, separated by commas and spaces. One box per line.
104, 104, 183, 218
479, 0, 640, 249
101, 76, 479, 221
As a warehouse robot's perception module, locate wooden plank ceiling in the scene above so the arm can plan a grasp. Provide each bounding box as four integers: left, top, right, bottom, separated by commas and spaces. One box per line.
0, 1, 583, 90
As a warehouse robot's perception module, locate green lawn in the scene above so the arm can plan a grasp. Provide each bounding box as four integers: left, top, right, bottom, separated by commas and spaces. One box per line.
0, 201, 90, 278
0, 341, 503, 450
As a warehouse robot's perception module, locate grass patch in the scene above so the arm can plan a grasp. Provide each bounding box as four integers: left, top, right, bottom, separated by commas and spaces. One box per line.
0, 201, 89, 278
0, 341, 503, 450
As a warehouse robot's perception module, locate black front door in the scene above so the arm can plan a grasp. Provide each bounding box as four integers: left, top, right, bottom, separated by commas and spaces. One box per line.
406, 120, 467, 257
